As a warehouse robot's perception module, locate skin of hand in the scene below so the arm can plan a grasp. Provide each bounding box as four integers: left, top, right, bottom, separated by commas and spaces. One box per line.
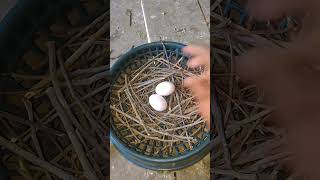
182, 45, 210, 130
238, 0, 320, 178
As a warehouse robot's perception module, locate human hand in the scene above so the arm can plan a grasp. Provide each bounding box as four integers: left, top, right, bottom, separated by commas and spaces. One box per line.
237, 1, 320, 178
183, 45, 210, 130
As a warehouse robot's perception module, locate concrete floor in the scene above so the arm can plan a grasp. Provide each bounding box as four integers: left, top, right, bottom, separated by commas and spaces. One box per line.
110, 0, 210, 65
110, 0, 210, 179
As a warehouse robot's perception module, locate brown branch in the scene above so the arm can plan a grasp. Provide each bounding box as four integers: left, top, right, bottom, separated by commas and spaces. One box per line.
65, 22, 109, 68
23, 99, 53, 180
47, 42, 98, 180
212, 168, 257, 180
57, 51, 105, 142
0, 135, 76, 180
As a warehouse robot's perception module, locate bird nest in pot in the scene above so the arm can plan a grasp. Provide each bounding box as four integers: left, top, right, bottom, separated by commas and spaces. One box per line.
110, 51, 207, 157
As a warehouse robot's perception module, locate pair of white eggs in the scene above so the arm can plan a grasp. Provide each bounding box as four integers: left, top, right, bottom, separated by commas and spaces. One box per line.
148, 81, 175, 112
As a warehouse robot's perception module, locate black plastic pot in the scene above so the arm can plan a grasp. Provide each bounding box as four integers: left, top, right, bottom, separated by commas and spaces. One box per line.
110, 41, 211, 170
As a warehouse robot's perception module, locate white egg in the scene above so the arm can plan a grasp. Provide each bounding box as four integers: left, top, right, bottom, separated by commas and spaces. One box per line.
149, 94, 167, 112
155, 81, 175, 96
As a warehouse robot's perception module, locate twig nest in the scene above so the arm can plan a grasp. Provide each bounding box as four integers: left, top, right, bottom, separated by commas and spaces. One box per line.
155, 81, 175, 96
149, 94, 167, 112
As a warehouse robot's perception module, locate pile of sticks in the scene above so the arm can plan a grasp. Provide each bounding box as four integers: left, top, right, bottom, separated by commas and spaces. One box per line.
0, 1, 109, 179
211, 1, 298, 179
111, 51, 206, 157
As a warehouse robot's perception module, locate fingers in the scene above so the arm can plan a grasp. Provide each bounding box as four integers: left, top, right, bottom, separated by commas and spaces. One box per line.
183, 45, 209, 57
183, 44, 211, 130
184, 75, 210, 93
184, 76, 211, 129
187, 56, 208, 69
183, 45, 210, 69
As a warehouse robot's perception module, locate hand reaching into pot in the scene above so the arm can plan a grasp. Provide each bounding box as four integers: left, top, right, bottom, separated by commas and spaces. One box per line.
238, 0, 320, 178
183, 45, 210, 130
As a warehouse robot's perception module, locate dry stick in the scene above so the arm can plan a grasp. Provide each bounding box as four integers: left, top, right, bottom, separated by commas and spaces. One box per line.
216, 87, 250, 120
169, 90, 180, 153
117, 59, 156, 93
47, 42, 98, 180
0, 90, 34, 95
214, 13, 289, 48
84, 83, 110, 99
75, 130, 104, 179
175, 56, 184, 66
110, 106, 192, 141
31, 21, 108, 91
65, 11, 108, 46
115, 112, 140, 142
234, 109, 273, 125
247, 152, 291, 172
66, 71, 108, 86
160, 40, 169, 61
212, 168, 257, 180
50, 145, 74, 166
47, 137, 74, 167
23, 99, 53, 180
176, 88, 193, 149
97, 88, 111, 121
238, 101, 271, 109
65, 22, 108, 68
19, 84, 109, 143
113, 111, 182, 142
116, 88, 147, 136
57, 51, 105, 143
17, 164, 33, 180
119, 96, 166, 129
70, 65, 108, 78
46, 88, 98, 180
11, 73, 45, 80
124, 75, 149, 135
211, 0, 224, 11
134, 75, 174, 93
239, 97, 268, 149
238, 117, 265, 151
217, 34, 233, 169
126, 83, 165, 129
217, 95, 232, 163
163, 97, 194, 116
18, 159, 34, 180
164, 119, 204, 132
0, 111, 31, 126
48, 44, 105, 157
0, 135, 76, 180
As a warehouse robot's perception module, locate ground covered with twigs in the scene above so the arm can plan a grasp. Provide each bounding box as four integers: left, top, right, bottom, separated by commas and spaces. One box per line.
111, 52, 207, 157
211, 0, 299, 179
0, 1, 109, 180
